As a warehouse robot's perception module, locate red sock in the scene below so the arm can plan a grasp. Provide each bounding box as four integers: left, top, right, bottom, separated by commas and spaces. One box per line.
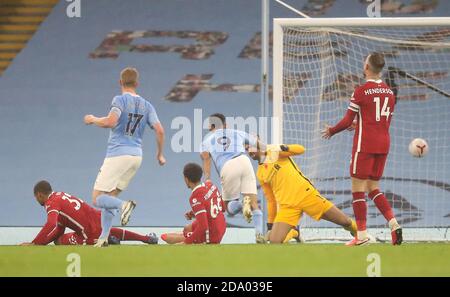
369, 189, 394, 222
110, 228, 149, 243
352, 192, 367, 231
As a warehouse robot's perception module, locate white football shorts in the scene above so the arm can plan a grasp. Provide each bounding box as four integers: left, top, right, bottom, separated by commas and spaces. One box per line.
94, 155, 142, 192
220, 154, 257, 201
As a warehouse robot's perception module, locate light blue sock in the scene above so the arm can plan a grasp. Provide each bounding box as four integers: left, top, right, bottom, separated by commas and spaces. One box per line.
96, 194, 124, 210
99, 209, 118, 239
227, 200, 242, 215
252, 209, 263, 235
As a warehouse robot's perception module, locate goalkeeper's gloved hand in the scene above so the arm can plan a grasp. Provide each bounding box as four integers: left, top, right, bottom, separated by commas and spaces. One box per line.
267, 223, 273, 231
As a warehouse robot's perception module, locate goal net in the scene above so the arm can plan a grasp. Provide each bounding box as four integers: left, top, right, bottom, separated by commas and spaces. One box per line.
272, 18, 450, 242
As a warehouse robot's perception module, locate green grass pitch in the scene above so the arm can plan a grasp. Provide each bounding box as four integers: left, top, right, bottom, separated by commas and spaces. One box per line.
1, 243, 449, 277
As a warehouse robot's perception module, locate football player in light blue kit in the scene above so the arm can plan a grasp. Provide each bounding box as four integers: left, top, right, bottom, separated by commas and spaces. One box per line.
201, 113, 265, 243
84, 67, 165, 247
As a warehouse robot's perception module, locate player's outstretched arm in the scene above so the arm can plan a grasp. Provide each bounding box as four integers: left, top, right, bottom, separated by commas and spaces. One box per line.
30, 212, 64, 245
200, 152, 211, 180
153, 122, 166, 166
260, 183, 277, 225
278, 144, 305, 157
321, 109, 356, 139
84, 111, 119, 128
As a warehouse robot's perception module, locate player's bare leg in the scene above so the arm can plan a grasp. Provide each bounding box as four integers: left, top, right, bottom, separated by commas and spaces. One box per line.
320, 206, 357, 237
161, 233, 186, 244
367, 180, 402, 245
162, 223, 193, 244
268, 222, 294, 244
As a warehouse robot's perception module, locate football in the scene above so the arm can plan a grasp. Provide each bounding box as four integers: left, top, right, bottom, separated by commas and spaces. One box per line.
409, 138, 429, 158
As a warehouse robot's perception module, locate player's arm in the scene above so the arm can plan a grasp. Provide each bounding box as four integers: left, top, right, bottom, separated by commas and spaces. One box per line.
30, 211, 65, 245
84, 110, 119, 128
278, 144, 305, 158
153, 122, 166, 166
147, 106, 166, 166
260, 183, 277, 226
184, 202, 209, 244
200, 151, 211, 181
322, 91, 360, 139
322, 109, 357, 139
84, 95, 123, 128
184, 210, 195, 220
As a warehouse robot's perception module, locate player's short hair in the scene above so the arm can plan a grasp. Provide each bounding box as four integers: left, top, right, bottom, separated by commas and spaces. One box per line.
33, 180, 52, 195
120, 67, 139, 88
209, 113, 226, 130
367, 52, 385, 74
183, 163, 203, 183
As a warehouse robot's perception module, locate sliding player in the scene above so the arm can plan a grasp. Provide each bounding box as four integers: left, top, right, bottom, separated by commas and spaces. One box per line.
322, 52, 402, 246
21, 181, 157, 246
161, 163, 226, 244
84, 67, 166, 247
248, 143, 357, 244
200, 113, 264, 243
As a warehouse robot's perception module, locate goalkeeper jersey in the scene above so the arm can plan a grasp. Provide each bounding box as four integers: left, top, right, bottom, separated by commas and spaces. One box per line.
256, 145, 315, 206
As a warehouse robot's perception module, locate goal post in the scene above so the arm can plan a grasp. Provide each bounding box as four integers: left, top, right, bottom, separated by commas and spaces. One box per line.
272, 17, 450, 242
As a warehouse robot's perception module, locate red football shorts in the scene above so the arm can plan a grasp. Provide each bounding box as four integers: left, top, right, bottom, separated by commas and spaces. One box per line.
183, 220, 198, 240
350, 151, 388, 181
55, 226, 101, 245
56, 232, 87, 245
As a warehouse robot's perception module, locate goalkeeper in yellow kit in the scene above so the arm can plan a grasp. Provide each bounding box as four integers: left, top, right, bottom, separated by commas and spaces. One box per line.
248, 143, 357, 243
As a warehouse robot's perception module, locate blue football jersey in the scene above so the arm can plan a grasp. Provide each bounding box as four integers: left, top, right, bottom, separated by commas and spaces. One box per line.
106, 92, 159, 157
201, 129, 257, 174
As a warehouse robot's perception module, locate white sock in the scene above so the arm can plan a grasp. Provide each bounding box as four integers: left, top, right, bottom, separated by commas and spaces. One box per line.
389, 218, 400, 231
357, 230, 368, 240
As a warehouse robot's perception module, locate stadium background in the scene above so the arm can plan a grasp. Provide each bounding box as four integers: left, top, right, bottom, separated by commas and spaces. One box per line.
0, 0, 449, 244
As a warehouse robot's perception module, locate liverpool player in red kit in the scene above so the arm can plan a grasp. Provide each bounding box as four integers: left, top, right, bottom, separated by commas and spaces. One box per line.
161, 163, 226, 244
21, 180, 158, 246
322, 53, 402, 246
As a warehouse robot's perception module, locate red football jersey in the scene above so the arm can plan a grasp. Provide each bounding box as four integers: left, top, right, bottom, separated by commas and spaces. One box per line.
185, 181, 226, 244
32, 192, 100, 245
349, 79, 395, 154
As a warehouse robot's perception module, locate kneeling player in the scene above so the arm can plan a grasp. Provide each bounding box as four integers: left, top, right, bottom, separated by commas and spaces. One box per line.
248, 143, 357, 244
161, 163, 226, 244
21, 180, 157, 246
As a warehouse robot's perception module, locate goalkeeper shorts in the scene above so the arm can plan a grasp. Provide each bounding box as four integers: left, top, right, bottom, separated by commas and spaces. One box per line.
274, 190, 334, 227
